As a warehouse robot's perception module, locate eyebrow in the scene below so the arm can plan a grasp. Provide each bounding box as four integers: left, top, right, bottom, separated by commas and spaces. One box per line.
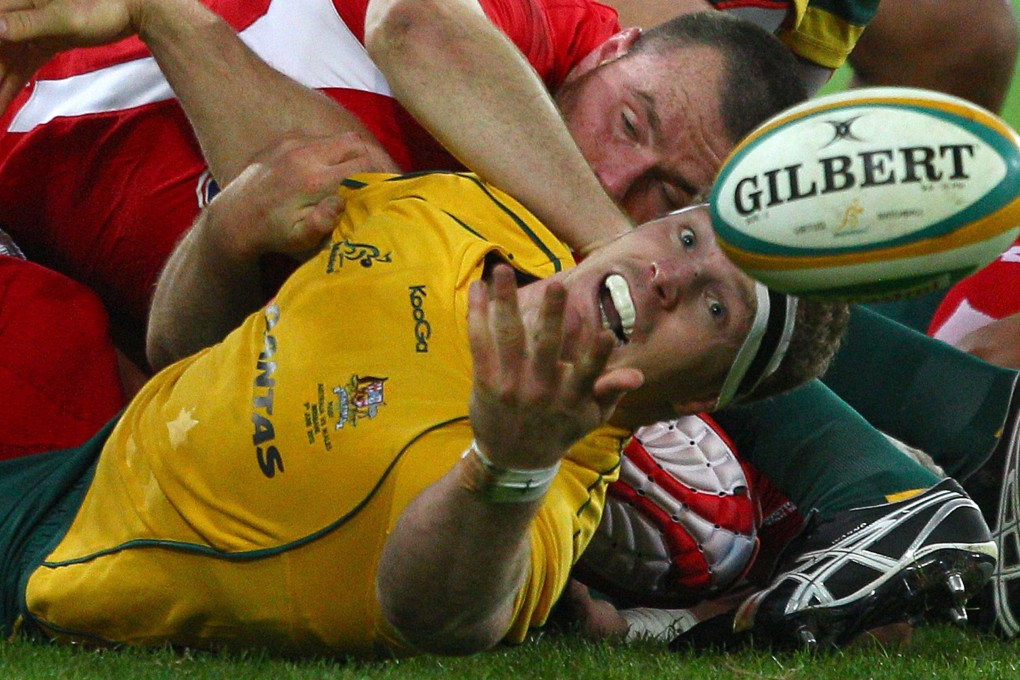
635, 90, 699, 198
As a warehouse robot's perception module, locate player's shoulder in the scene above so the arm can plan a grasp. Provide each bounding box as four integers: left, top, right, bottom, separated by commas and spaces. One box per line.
340, 171, 572, 274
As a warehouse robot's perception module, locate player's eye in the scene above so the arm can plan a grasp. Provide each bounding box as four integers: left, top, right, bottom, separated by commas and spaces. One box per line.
709, 300, 725, 318
621, 110, 638, 139
679, 227, 696, 250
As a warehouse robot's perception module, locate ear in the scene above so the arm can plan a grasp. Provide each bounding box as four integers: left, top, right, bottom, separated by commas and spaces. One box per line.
562, 27, 643, 83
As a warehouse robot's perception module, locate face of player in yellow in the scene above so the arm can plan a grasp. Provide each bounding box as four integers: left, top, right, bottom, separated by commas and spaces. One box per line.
517, 205, 757, 424
555, 34, 734, 224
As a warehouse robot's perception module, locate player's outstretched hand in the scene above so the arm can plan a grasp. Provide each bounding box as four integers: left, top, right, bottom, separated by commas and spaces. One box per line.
0, 0, 142, 112
468, 264, 643, 470
206, 132, 389, 261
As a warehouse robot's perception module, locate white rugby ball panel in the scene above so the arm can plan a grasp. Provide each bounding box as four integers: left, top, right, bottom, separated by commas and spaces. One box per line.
709, 87, 1020, 301
713, 89, 1019, 254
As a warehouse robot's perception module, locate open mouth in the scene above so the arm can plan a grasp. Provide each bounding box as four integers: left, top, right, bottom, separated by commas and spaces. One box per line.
599, 274, 635, 345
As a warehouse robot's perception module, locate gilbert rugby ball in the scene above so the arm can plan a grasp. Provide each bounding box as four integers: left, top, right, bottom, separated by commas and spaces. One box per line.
710, 87, 1020, 302
575, 416, 758, 608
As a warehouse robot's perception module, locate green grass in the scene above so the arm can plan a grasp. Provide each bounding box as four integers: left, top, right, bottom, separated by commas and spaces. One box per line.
0, 625, 1018, 679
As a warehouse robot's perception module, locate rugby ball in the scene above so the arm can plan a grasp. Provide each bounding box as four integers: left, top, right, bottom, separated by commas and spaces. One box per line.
575, 416, 758, 608
710, 87, 1020, 302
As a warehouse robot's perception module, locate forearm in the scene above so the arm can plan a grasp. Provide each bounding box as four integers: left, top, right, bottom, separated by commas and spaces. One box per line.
365, 0, 631, 253
146, 200, 265, 370
147, 132, 379, 368
848, 0, 1019, 113
134, 0, 387, 185
377, 456, 539, 655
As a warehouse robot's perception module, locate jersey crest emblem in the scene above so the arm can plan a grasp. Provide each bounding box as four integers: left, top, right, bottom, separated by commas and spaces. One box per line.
333, 375, 388, 429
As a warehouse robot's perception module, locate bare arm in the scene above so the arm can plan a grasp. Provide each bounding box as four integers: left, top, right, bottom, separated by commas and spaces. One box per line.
849, 0, 1019, 114
364, 0, 633, 254
2, 0, 624, 252
953, 311, 1020, 371
136, 0, 396, 185
0, 0, 397, 186
377, 265, 643, 653
147, 134, 376, 369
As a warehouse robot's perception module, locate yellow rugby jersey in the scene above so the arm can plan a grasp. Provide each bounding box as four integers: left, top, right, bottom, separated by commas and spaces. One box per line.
23, 172, 627, 657
707, 1, 875, 70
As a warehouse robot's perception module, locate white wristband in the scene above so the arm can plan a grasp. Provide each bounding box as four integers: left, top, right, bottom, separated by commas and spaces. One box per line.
460, 439, 560, 503
621, 607, 702, 643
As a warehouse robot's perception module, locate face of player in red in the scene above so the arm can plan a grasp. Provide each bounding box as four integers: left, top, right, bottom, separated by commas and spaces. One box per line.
555, 32, 734, 224
517, 205, 757, 423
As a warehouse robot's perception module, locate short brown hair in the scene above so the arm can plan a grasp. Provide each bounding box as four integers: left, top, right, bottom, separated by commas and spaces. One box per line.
628, 11, 808, 144
744, 297, 851, 402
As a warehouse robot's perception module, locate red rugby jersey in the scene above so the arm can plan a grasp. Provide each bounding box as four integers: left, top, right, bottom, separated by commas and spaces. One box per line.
0, 0, 619, 361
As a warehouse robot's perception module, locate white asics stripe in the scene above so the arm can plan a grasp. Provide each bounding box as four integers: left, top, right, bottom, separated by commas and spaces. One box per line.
9, 0, 391, 133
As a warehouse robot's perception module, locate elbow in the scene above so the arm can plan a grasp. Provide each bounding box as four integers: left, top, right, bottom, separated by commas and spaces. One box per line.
364, 0, 458, 64
388, 618, 506, 657
364, 0, 420, 59
378, 585, 513, 656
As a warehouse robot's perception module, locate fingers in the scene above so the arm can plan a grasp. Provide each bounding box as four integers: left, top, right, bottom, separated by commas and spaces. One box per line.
563, 314, 641, 423
568, 324, 613, 387
487, 263, 527, 388
470, 263, 632, 409
0, 1, 135, 45
467, 264, 635, 461
294, 195, 341, 251
283, 132, 396, 181
468, 277, 495, 387
277, 134, 374, 201
469, 263, 551, 400
0, 0, 44, 14
0, 5, 62, 42
529, 280, 566, 388
322, 131, 395, 170
309, 194, 342, 228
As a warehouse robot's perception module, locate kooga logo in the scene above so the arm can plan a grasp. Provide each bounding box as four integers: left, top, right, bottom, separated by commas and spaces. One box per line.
730, 117, 976, 217
409, 285, 431, 353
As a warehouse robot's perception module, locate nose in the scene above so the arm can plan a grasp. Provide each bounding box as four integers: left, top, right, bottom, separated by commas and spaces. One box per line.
651, 257, 702, 309
652, 238, 737, 309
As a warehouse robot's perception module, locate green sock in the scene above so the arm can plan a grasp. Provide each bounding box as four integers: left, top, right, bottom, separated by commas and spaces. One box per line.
822, 305, 1019, 480
714, 380, 941, 520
